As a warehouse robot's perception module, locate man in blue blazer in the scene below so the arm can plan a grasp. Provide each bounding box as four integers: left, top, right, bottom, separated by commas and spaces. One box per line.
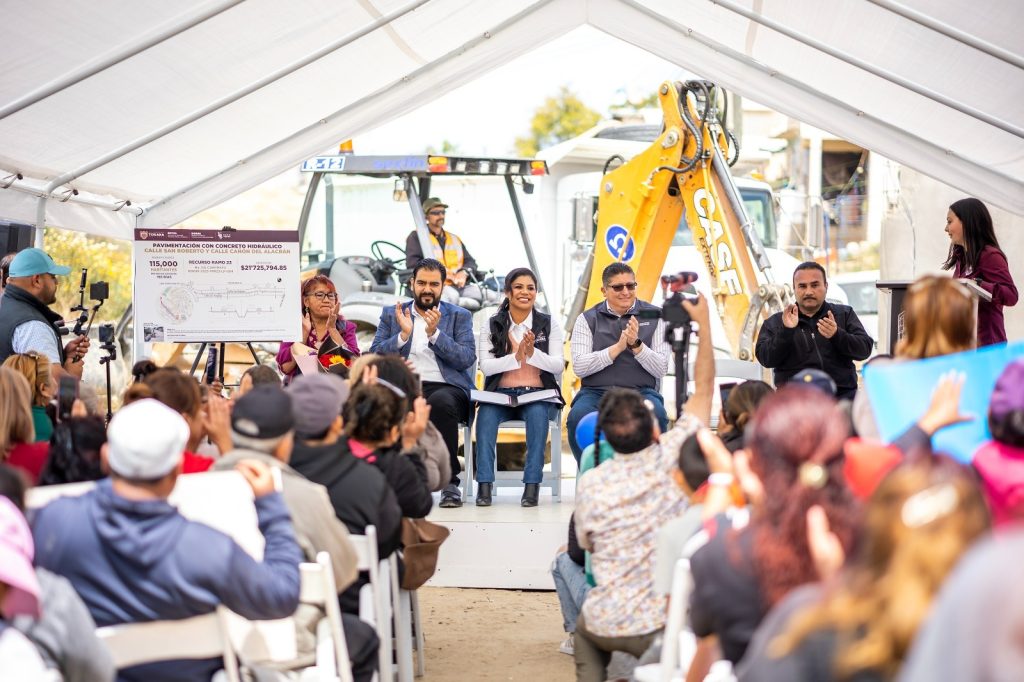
370, 258, 477, 507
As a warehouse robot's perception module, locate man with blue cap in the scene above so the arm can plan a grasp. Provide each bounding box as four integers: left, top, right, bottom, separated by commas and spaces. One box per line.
0, 248, 89, 377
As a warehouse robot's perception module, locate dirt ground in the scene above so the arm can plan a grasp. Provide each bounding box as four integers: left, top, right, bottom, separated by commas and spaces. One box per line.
418, 587, 574, 681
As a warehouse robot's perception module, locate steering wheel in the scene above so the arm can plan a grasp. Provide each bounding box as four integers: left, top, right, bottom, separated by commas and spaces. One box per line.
370, 240, 407, 266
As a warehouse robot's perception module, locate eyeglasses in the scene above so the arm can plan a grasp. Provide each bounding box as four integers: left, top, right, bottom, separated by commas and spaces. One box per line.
607, 282, 638, 292
428, 210, 446, 216
307, 291, 338, 301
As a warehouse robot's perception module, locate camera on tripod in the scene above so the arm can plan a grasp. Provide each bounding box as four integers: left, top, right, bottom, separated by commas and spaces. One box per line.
71, 268, 109, 337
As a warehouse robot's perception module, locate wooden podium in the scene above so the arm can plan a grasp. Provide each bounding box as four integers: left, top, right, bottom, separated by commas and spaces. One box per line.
875, 278, 991, 355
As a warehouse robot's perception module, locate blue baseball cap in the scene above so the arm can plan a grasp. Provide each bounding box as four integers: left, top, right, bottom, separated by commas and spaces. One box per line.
8, 248, 72, 277
789, 368, 837, 396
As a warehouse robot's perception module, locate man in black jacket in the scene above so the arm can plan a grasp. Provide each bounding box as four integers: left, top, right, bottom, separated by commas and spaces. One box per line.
755, 262, 873, 400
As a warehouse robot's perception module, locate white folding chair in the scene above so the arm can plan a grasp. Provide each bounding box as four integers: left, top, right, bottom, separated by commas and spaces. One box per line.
347, 526, 393, 682
300, 552, 354, 682
410, 589, 425, 677
96, 607, 240, 682
462, 410, 563, 502
389, 554, 416, 682
633, 558, 695, 682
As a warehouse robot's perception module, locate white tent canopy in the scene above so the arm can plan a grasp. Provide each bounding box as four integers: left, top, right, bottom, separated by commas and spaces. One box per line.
1, 0, 1022, 240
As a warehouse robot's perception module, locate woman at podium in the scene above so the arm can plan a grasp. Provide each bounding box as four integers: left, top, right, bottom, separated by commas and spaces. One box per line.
943, 197, 1018, 345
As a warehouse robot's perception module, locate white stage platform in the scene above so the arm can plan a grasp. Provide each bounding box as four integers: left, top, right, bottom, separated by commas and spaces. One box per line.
426, 470, 576, 590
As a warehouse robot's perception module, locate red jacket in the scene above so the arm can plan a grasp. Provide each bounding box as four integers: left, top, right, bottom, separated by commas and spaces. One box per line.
955, 245, 1019, 346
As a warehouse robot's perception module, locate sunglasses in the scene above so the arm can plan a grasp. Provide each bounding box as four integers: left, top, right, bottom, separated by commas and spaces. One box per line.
428, 210, 446, 216
607, 282, 638, 292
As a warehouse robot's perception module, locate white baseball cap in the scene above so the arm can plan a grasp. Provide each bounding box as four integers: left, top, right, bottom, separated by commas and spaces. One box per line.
107, 399, 189, 479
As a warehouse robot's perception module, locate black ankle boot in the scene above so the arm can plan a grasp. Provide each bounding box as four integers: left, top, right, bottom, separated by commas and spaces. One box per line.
521, 483, 539, 507
476, 482, 493, 506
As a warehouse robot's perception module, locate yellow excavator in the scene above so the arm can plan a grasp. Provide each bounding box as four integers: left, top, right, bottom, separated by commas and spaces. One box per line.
565, 79, 792, 364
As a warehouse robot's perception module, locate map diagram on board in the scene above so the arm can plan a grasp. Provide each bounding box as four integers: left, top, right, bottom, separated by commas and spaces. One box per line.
134, 229, 301, 344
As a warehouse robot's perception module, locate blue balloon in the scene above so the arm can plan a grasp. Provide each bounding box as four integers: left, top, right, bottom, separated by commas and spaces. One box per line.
575, 411, 600, 452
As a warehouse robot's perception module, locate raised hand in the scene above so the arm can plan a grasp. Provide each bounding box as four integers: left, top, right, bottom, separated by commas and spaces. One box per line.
681, 292, 711, 330
806, 505, 845, 580
236, 459, 276, 498
521, 330, 536, 359
396, 303, 414, 340
782, 304, 799, 329
401, 396, 432, 449
918, 371, 974, 436
301, 309, 312, 341
623, 316, 640, 348
817, 310, 838, 339
423, 307, 441, 337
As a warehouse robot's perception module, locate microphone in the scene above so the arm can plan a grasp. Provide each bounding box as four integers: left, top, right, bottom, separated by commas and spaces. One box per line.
660, 271, 699, 294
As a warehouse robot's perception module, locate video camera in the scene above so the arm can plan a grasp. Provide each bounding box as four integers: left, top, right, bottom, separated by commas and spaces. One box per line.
635, 271, 701, 410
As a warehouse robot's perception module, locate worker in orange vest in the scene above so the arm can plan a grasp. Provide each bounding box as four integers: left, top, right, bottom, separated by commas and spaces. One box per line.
405, 197, 482, 306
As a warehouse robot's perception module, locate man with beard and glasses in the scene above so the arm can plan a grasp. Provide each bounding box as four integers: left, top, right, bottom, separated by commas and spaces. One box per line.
370, 258, 476, 508
755, 261, 873, 400
0, 248, 90, 379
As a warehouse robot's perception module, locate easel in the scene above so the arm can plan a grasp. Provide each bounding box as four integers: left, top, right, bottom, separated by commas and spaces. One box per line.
188, 341, 262, 382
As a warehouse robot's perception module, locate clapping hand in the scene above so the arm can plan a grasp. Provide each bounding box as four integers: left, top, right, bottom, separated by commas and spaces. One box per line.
816, 310, 838, 339
301, 309, 313, 341
918, 371, 974, 436
423, 307, 441, 337
782, 304, 799, 329
520, 330, 536, 360
401, 396, 432, 449
395, 303, 414, 341
623, 316, 639, 349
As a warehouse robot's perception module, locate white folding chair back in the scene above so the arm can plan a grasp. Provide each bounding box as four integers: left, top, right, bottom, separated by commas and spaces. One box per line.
299, 552, 353, 682
347, 527, 393, 682
96, 607, 240, 682
660, 558, 694, 682
390, 554, 415, 682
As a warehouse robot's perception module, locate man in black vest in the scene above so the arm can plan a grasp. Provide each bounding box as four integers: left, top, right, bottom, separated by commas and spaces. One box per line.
568, 263, 670, 462
0, 248, 90, 378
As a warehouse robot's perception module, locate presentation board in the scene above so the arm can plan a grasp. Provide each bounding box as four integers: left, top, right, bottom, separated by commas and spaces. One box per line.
133, 228, 301, 343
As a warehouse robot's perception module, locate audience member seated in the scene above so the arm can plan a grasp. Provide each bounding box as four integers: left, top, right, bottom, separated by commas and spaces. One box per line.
688, 386, 860, 676
350, 355, 451, 492
551, 512, 589, 657
287, 374, 402, 561
852, 276, 976, 440
233, 363, 282, 402
898, 527, 1024, 681
972, 358, 1024, 528
130, 359, 158, 383
0, 367, 45, 483
0, 496, 55, 680
3, 351, 55, 442
213, 385, 378, 682
0, 470, 115, 682
341, 382, 433, 519
31, 399, 302, 682
122, 367, 230, 472
38, 416, 106, 486
738, 457, 989, 681
718, 380, 774, 453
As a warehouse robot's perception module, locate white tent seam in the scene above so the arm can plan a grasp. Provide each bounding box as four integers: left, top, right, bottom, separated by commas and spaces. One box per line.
708, 0, 1024, 139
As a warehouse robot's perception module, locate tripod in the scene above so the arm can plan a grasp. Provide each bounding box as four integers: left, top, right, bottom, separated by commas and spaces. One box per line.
97, 324, 117, 425
188, 342, 262, 384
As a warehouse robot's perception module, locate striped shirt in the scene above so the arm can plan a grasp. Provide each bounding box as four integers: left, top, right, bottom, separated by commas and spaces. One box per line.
569, 302, 670, 379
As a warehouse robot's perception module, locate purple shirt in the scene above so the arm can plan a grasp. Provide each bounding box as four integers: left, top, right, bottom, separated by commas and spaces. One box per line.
277, 319, 360, 381
955, 245, 1018, 346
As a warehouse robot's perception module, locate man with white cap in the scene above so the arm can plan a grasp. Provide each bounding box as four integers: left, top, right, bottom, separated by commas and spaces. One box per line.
0, 247, 90, 377
32, 398, 302, 681
214, 384, 380, 682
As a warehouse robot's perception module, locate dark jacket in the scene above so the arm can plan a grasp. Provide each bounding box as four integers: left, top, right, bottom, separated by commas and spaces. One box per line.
341, 437, 433, 519
289, 439, 403, 560
755, 301, 873, 398
32, 479, 302, 682
0, 283, 66, 365
482, 308, 564, 402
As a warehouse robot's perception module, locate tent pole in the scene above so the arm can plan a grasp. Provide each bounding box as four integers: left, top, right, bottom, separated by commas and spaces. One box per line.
0, 0, 246, 120
864, 0, 1024, 70
707, 0, 1024, 139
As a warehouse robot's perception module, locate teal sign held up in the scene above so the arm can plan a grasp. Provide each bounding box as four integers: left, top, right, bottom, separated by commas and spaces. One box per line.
864, 341, 1024, 463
